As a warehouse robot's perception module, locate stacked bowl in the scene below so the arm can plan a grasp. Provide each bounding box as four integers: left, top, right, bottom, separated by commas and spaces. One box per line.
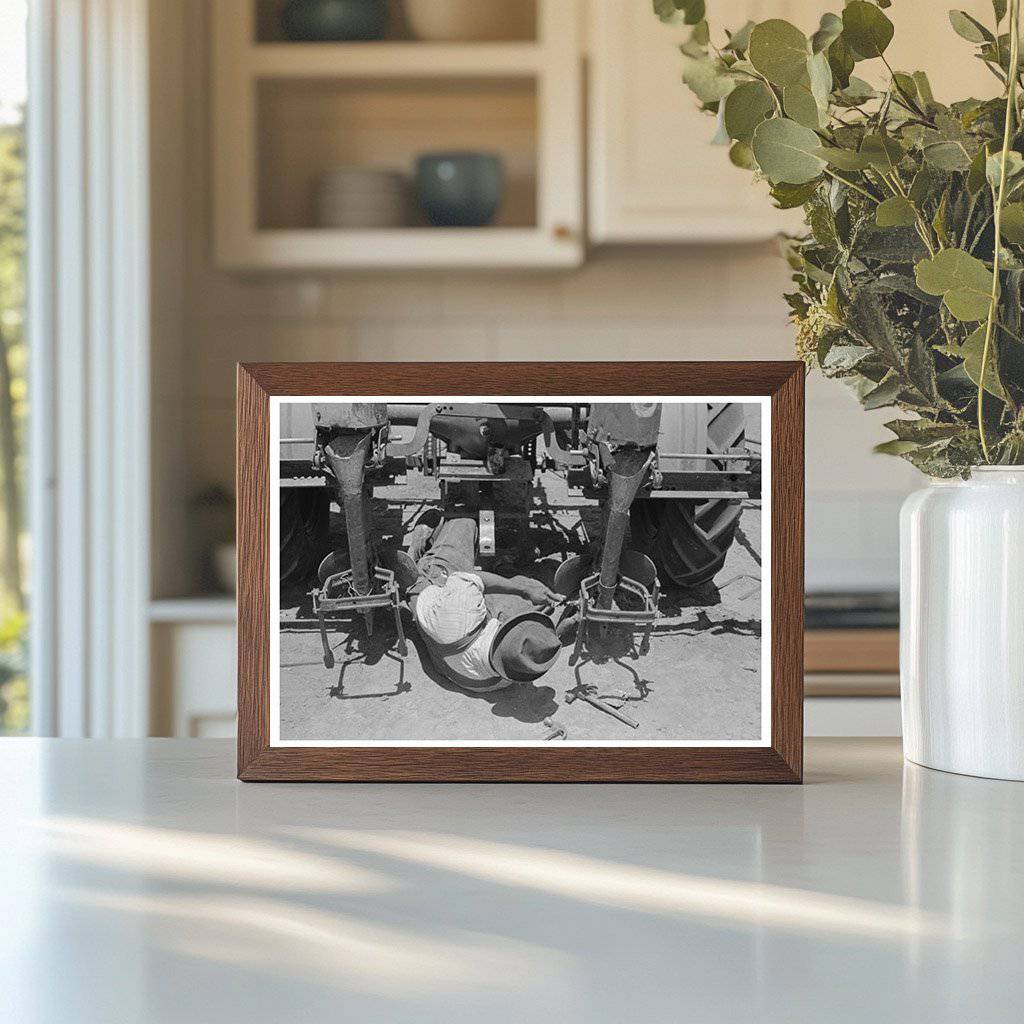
314, 167, 409, 229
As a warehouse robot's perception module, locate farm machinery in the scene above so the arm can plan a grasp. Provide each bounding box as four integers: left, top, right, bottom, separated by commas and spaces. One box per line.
278, 401, 760, 666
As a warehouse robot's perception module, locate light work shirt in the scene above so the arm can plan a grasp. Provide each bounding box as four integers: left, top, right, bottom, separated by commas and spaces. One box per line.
414, 571, 501, 682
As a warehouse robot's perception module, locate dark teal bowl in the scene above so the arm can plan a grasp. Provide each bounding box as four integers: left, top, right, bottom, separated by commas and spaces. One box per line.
415, 152, 505, 228
281, 0, 388, 42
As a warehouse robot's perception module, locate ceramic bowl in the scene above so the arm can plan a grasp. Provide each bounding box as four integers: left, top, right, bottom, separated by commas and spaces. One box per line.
281, 0, 388, 42
415, 152, 505, 228
403, 0, 534, 42
315, 167, 409, 228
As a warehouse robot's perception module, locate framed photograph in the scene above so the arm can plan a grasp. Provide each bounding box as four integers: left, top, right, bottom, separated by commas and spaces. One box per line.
237, 362, 804, 782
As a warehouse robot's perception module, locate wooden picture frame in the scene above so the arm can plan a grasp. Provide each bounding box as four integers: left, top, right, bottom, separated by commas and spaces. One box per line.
237, 362, 804, 782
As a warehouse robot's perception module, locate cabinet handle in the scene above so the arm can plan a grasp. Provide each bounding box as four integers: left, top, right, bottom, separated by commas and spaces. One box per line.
553, 224, 574, 241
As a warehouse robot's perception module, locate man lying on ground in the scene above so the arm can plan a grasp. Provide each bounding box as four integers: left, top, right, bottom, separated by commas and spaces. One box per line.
388, 512, 564, 693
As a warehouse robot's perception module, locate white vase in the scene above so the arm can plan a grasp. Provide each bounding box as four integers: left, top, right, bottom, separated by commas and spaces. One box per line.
900, 467, 1024, 780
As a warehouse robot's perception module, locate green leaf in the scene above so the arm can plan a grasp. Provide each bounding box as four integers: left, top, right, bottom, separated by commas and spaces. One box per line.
681, 0, 705, 25
654, 0, 705, 25
862, 374, 902, 409
1000, 202, 1024, 242
842, 1, 894, 60
874, 439, 921, 456
909, 165, 936, 205
815, 146, 872, 170
770, 179, 820, 209
860, 133, 905, 173
912, 71, 935, 105
689, 20, 710, 46
822, 341, 873, 374
653, 0, 676, 23
810, 12, 843, 54
836, 75, 877, 104
723, 81, 775, 143
892, 72, 919, 103
994, 0, 1008, 24
748, 19, 810, 87
827, 35, 855, 89
856, 226, 929, 263
752, 117, 827, 184
948, 10, 993, 44
932, 190, 950, 247
967, 143, 993, 193
986, 150, 1024, 190
915, 249, 994, 321
724, 20, 755, 53
783, 83, 822, 128
885, 418, 963, 443
728, 140, 758, 169
908, 335, 941, 402
846, 283, 910, 372
923, 141, 973, 171
875, 196, 918, 228
807, 51, 833, 110
959, 324, 1007, 398
681, 55, 737, 103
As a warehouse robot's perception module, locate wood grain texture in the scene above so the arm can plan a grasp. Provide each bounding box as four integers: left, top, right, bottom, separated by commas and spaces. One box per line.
236, 361, 805, 782
236, 366, 270, 778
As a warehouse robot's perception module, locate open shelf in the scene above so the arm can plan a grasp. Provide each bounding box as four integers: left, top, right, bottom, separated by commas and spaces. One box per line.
213, 0, 581, 268
249, 42, 544, 78
254, 0, 538, 45
221, 227, 579, 269
257, 76, 538, 232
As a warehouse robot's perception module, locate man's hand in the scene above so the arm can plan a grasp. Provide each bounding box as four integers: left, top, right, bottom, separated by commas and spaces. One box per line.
515, 576, 562, 613
478, 571, 563, 612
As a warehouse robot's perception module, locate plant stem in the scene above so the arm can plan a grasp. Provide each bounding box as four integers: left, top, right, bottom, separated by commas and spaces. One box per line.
874, 168, 937, 254
821, 167, 879, 203
881, 54, 930, 120
979, 0, 1021, 463
968, 212, 994, 254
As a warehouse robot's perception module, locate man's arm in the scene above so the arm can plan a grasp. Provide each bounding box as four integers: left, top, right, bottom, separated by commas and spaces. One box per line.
477, 572, 561, 612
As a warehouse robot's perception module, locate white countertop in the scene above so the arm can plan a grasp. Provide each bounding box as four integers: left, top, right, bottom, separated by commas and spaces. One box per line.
1, 738, 1021, 1023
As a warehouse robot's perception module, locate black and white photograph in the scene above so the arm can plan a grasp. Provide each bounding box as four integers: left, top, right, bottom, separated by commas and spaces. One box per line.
270, 397, 769, 746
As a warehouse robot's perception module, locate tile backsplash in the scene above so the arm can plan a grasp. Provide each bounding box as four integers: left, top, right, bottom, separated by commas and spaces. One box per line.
171, 247, 918, 595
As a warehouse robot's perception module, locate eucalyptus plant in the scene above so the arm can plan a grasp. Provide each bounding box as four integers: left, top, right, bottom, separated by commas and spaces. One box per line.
658, 0, 1024, 474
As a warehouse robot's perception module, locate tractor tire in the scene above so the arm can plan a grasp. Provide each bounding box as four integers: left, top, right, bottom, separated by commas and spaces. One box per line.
279, 488, 330, 592
630, 402, 746, 588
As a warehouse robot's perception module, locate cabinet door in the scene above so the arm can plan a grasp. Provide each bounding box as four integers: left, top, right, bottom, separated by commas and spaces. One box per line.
588, 0, 1000, 244
588, 1, 814, 243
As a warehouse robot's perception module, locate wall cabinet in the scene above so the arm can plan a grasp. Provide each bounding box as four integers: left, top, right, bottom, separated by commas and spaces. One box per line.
212, 0, 583, 269
586, 0, 998, 244
212, 1, 1004, 263
588, 1, 816, 243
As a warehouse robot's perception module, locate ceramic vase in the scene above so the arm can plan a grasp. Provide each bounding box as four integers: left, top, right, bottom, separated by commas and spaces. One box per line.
900, 467, 1024, 781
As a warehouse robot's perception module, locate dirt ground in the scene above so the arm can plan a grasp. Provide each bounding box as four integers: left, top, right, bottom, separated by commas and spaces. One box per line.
278, 471, 763, 744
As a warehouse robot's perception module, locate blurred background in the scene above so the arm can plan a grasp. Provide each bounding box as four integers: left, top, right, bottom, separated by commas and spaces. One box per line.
0, 0, 998, 740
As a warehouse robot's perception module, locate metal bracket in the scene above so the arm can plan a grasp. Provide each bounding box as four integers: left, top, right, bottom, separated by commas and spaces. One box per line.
310, 567, 408, 669
569, 571, 660, 666
479, 508, 496, 556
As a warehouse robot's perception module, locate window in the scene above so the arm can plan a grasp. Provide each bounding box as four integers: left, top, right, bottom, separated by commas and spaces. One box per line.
0, 0, 27, 734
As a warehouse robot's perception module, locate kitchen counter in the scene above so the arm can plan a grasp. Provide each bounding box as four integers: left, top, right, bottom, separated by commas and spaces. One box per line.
2, 738, 1021, 1023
